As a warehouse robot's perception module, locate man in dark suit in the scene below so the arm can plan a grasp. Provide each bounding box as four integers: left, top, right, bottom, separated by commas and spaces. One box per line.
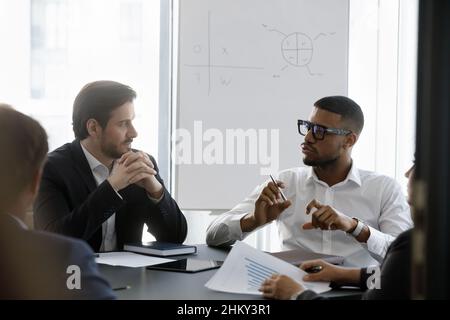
0, 104, 115, 299
34, 81, 187, 252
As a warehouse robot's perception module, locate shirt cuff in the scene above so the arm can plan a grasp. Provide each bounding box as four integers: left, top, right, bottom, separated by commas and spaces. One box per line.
366, 225, 394, 259
147, 191, 164, 204
228, 213, 250, 240
107, 180, 123, 200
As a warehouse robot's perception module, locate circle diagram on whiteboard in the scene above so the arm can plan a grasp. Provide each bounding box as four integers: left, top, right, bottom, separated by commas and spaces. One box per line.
263, 24, 336, 76
281, 33, 313, 67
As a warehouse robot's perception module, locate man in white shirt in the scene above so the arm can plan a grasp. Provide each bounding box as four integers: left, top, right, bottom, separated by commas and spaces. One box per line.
206, 96, 412, 266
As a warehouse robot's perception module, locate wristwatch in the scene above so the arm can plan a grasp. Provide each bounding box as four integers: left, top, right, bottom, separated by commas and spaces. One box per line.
349, 217, 365, 237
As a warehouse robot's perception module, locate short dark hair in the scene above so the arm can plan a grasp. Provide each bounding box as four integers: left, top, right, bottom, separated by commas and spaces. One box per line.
0, 104, 48, 213
314, 96, 364, 135
72, 80, 137, 139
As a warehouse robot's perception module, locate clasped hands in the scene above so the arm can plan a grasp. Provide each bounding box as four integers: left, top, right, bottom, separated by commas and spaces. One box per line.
107, 151, 163, 197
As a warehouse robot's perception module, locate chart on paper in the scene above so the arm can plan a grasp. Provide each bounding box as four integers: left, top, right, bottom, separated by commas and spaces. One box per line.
205, 241, 331, 295
245, 257, 278, 289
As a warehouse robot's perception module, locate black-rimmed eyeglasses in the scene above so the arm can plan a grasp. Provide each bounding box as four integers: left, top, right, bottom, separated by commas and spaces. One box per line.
297, 119, 352, 140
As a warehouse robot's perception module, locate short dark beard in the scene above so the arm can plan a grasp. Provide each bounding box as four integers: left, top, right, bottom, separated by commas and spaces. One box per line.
303, 155, 339, 169
101, 142, 125, 159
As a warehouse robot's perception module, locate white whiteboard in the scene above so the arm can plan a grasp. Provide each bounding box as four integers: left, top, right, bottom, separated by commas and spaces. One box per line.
174, 0, 349, 209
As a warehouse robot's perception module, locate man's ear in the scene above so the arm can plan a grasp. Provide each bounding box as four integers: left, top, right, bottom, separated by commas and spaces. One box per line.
344, 132, 358, 149
86, 118, 100, 138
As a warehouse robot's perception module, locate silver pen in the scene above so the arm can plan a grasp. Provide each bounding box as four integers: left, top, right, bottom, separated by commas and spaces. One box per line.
269, 174, 287, 201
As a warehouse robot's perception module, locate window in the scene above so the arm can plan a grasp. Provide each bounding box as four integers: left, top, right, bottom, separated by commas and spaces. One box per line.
350, 0, 418, 192
0, 0, 161, 158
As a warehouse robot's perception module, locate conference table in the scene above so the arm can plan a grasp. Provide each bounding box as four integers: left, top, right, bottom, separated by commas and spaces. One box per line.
98, 244, 363, 300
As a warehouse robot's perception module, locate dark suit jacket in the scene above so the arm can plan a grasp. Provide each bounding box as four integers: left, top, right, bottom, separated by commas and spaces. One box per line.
33, 140, 187, 251
0, 214, 115, 299
298, 229, 412, 300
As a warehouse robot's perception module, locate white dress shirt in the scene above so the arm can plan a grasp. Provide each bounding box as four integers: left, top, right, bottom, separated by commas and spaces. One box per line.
81, 143, 118, 252
206, 164, 413, 267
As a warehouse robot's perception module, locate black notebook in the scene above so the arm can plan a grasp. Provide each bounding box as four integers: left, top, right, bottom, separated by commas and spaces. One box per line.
124, 241, 197, 257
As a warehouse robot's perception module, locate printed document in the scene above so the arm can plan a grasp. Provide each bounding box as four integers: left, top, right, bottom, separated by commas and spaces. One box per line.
205, 241, 331, 295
